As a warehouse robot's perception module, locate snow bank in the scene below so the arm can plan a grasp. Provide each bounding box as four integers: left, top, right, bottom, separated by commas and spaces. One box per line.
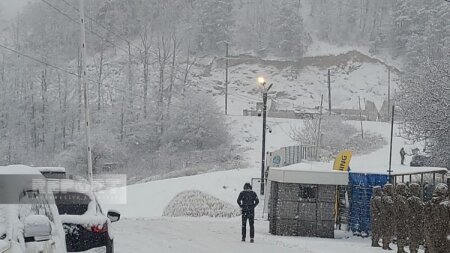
99, 168, 257, 218
163, 190, 240, 218
79, 247, 106, 253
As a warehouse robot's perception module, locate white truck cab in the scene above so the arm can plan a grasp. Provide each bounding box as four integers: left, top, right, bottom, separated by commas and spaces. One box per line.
0, 165, 67, 253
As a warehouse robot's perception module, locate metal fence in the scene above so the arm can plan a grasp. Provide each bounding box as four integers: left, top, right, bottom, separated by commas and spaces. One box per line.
266, 145, 318, 168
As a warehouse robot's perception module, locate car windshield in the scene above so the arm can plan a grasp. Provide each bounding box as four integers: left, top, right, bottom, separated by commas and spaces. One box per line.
54, 192, 91, 216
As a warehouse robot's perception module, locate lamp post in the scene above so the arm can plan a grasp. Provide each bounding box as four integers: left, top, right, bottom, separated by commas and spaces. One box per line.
258, 77, 273, 195
388, 105, 395, 183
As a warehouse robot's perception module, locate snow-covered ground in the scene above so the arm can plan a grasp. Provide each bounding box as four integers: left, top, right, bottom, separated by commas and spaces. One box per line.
112, 218, 408, 253
100, 117, 421, 218
101, 117, 430, 253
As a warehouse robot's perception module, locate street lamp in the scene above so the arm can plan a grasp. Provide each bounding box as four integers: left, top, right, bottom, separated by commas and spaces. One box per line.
258, 76, 273, 195
388, 105, 395, 183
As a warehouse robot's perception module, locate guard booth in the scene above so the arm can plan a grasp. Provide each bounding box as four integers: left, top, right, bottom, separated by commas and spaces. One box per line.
348, 167, 448, 236
267, 166, 348, 238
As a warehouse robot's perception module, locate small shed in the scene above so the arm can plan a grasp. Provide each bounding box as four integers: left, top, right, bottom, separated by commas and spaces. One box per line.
267, 167, 348, 238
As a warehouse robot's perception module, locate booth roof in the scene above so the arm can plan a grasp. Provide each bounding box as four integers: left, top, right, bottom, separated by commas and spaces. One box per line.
278, 161, 447, 176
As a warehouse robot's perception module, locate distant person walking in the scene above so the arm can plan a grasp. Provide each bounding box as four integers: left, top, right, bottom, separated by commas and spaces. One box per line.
400, 147, 406, 165
237, 182, 259, 243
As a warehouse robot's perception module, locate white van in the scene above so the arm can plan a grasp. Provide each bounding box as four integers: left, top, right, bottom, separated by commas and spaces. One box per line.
0, 165, 66, 253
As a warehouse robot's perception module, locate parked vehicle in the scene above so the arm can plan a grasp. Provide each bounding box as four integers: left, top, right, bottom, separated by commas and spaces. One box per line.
410, 154, 433, 167
53, 183, 120, 253
0, 165, 67, 253
36, 167, 67, 179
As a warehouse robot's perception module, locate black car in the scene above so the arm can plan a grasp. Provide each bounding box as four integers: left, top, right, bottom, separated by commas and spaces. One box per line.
410, 154, 432, 167
53, 190, 120, 253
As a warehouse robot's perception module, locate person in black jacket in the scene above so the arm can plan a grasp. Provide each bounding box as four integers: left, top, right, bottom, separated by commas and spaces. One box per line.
400, 147, 406, 165
237, 182, 259, 243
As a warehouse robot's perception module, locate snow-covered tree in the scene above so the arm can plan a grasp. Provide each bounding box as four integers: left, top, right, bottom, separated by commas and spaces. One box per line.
192, 0, 234, 53
162, 90, 230, 151
269, 0, 311, 58
398, 58, 450, 168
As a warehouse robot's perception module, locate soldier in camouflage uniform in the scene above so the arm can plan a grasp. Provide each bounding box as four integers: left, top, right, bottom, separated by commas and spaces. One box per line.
381, 183, 395, 250
395, 183, 410, 253
371, 186, 383, 247
424, 183, 449, 253
407, 183, 424, 253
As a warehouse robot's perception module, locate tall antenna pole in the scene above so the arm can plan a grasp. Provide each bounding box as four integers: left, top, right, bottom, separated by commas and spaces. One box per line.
358, 96, 364, 139
387, 68, 391, 119
328, 69, 331, 115
388, 105, 395, 183
225, 42, 229, 115
315, 95, 324, 159
79, 0, 93, 184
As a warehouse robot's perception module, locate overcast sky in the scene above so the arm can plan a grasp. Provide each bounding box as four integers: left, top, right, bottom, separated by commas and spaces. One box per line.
1, 0, 30, 20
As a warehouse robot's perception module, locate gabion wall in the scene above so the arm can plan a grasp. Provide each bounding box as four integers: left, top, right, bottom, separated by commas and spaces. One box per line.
269, 181, 336, 238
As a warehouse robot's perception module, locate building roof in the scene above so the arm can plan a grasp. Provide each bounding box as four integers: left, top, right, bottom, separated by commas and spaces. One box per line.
268, 166, 349, 185
268, 162, 447, 185
36, 167, 66, 173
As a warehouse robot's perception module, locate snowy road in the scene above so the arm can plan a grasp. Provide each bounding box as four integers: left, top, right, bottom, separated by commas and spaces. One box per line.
112, 218, 397, 253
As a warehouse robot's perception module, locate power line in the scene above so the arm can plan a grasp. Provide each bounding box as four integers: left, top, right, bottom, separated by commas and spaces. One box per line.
40, 0, 130, 55
59, 0, 144, 54
0, 42, 220, 114
0, 43, 78, 77
0, 42, 145, 101
1, 40, 259, 115
43, 0, 211, 84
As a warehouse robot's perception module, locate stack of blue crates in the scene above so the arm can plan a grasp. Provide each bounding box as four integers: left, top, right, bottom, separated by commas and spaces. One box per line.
348, 173, 389, 236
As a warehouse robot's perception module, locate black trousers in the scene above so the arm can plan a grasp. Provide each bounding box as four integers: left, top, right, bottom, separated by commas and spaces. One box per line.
241, 210, 255, 239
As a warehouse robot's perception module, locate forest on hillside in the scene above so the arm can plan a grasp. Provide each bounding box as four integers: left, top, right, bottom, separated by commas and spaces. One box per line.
0, 0, 449, 176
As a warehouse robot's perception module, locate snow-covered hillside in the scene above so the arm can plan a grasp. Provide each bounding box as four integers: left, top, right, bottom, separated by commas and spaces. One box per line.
191, 50, 400, 115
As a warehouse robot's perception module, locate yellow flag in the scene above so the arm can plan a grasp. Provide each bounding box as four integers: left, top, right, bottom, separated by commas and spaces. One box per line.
333, 150, 353, 171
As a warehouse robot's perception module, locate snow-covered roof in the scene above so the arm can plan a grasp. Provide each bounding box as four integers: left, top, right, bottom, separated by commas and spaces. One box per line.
268, 166, 348, 185
0, 165, 42, 175
363, 166, 447, 176
280, 162, 447, 176
36, 167, 66, 173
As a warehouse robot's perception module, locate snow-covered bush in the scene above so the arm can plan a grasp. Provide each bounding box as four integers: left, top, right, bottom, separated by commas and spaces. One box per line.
291, 115, 386, 157
163, 190, 240, 218
292, 115, 357, 150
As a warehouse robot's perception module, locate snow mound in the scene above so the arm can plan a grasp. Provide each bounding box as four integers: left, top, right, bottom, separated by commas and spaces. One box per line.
163, 190, 240, 218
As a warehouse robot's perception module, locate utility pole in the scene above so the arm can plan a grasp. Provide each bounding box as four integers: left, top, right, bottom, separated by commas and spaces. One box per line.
328, 69, 331, 115
358, 96, 364, 139
79, 0, 93, 184
315, 95, 324, 159
258, 77, 273, 196
388, 105, 395, 183
225, 42, 229, 115
387, 68, 391, 119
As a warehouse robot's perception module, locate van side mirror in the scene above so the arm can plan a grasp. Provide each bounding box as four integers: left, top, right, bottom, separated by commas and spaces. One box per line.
107, 210, 121, 223
24, 215, 52, 242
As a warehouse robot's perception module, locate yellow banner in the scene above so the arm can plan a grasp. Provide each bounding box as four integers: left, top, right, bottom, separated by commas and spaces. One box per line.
333, 150, 353, 171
